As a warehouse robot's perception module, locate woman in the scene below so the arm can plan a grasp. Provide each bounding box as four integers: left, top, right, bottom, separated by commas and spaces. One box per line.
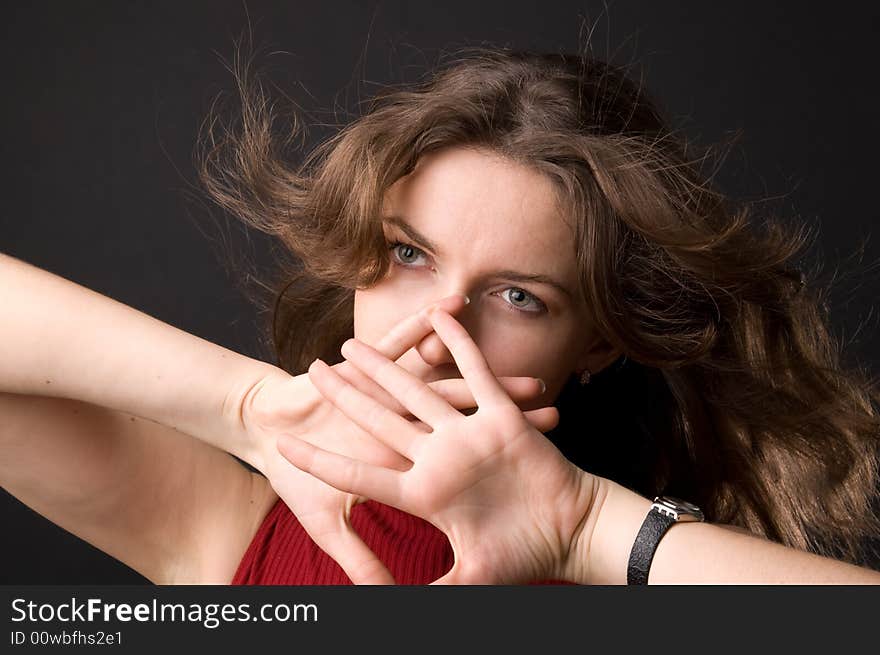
2, 47, 878, 584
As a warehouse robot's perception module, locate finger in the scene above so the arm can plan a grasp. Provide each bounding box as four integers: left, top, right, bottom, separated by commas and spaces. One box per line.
277, 434, 404, 506
333, 360, 409, 416
332, 294, 468, 419
355, 374, 544, 425
428, 309, 512, 408
427, 376, 545, 412
522, 406, 560, 433
373, 294, 469, 361
309, 359, 426, 460
341, 338, 460, 427
308, 521, 396, 585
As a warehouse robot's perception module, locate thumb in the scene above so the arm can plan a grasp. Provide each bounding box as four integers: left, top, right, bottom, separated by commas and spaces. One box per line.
522, 406, 560, 433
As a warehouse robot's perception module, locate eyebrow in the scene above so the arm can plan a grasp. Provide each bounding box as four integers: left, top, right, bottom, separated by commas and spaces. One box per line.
381, 214, 573, 299
383, 215, 442, 254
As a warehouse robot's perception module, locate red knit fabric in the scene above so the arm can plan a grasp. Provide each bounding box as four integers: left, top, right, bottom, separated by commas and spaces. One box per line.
231, 498, 575, 585
231, 498, 453, 584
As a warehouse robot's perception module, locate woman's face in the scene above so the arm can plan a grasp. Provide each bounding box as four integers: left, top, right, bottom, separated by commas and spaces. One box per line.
353, 146, 618, 409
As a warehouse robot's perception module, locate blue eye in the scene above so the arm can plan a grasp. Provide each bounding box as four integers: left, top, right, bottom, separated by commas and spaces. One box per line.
388, 241, 428, 267
385, 239, 547, 317
500, 288, 546, 315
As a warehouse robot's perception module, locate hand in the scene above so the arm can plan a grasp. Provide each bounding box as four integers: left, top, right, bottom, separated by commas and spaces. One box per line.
238, 296, 557, 584
276, 307, 602, 584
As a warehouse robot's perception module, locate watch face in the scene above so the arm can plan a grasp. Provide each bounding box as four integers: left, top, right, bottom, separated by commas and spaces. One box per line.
654, 496, 705, 522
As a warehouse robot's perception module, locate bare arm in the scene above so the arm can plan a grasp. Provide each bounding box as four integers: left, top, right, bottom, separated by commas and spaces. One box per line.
0, 252, 275, 463
0, 393, 274, 583
575, 479, 880, 584
0, 252, 280, 582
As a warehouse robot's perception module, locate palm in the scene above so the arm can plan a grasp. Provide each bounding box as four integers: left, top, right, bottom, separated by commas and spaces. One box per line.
402, 408, 528, 512
393, 407, 583, 583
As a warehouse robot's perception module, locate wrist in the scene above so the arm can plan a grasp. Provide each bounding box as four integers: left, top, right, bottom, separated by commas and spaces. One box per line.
568, 478, 654, 585
219, 361, 284, 473
559, 471, 609, 585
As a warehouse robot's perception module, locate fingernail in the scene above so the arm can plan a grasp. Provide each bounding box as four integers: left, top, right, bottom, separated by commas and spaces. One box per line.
536, 378, 546, 394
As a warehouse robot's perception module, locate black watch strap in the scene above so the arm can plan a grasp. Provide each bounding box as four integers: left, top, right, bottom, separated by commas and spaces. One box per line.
626, 505, 676, 585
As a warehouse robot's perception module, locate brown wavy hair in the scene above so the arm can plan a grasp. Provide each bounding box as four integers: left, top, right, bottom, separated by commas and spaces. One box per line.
198, 45, 880, 566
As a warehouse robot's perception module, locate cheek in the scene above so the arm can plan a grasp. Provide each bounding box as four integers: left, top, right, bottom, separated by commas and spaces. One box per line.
478, 327, 572, 381
485, 315, 587, 400
472, 329, 578, 412
352, 288, 382, 344
353, 284, 432, 347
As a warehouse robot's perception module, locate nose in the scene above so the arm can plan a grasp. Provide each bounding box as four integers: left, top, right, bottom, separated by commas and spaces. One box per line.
416, 331, 456, 368
415, 294, 474, 370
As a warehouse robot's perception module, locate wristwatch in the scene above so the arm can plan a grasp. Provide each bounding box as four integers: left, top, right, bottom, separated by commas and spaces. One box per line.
627, 495, 705, 585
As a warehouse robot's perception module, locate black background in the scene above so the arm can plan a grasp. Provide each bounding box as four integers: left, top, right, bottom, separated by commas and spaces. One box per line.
2, 1, 879, 583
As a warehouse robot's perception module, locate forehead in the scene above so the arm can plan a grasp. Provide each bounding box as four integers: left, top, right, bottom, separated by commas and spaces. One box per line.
382, 147, 578, 278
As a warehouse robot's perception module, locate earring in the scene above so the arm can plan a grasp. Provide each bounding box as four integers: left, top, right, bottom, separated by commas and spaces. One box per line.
579, 368, 592, 385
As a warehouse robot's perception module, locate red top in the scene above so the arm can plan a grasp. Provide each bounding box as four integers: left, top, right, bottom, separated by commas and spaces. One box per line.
231, 498, 573, 584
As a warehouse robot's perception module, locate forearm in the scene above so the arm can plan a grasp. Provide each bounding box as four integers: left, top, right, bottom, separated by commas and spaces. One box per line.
0, 252, 276, 464
574, 477, 880, 584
